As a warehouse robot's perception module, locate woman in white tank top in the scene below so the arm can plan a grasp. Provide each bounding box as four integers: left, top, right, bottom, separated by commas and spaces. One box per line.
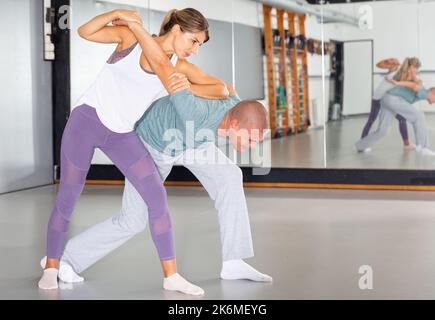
39, 8, 229, 295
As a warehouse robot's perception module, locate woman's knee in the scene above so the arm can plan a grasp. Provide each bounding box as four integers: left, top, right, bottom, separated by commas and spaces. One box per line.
365, 119, 375, 126
396, 115, 406, 124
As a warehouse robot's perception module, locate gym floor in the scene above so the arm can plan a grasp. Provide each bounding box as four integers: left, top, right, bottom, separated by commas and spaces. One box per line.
222, 113, 435, 170
1, 184, 435, 299
326, 114, 435, 169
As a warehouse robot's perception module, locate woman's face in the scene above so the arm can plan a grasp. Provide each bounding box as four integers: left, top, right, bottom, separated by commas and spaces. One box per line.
173, 28, 207, 59
408, 65, 419, 80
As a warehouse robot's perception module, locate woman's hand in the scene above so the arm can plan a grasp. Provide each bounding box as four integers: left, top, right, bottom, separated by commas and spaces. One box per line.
113, 9, 143, 25
385, 76, 398, 85
111, 19, 128, 27
168, 73, 191, 94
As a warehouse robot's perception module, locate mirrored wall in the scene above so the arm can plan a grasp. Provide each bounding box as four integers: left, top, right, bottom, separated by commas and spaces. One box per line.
320, 0, 435, 170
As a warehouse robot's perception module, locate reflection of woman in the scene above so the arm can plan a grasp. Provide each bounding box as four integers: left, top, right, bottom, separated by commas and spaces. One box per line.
39, 8, 227, 295
355, 57, 435, 155
360, 58, 420, 150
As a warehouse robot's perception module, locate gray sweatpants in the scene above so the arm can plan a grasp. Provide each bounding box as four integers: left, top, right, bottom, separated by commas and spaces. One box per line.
355, 94, 427, 151
61, 141, 254, 274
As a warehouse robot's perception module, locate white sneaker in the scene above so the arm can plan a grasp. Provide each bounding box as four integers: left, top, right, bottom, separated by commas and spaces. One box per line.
40, 256, 84, 283
355, 145, 371, 153
416, 146, 435, 156
403, 144, 416, 151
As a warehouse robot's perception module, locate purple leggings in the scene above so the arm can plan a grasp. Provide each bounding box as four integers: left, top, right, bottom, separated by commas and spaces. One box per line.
47, 105, 175, 260
361, 99, 409, 141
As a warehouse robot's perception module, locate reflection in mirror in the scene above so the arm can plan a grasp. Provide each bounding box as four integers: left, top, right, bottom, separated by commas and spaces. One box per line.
321, 0, 435, 169
259, 3, 326, 168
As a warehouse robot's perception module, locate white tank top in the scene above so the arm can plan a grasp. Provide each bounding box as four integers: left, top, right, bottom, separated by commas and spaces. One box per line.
75, 43, 178, 133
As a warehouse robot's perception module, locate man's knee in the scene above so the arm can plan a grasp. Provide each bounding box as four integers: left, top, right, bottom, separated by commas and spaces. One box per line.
224, 165, 244, 187
376, 125, 389, 136
417, 110, 425, 120
113, 211, 147, 234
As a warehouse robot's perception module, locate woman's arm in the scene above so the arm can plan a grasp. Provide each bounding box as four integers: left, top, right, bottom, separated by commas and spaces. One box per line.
386, 78, 422, 92
176, 60, 229, 99
124, 21, 229, 99
77, 10, 140, 46
376, 58, 400, 70
125, 21, 191, 94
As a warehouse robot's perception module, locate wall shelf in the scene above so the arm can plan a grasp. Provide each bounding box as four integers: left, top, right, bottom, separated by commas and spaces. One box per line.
263, 5, 310, 138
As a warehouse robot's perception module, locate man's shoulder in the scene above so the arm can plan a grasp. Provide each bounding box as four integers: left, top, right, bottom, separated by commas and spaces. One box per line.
152, 94, 172, 106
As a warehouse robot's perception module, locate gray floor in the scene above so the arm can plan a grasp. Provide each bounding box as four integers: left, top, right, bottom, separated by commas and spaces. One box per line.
235, 114, 435, 169
2, 184, 435, 299
218, 127, 326, 169
326, 114, 435, 169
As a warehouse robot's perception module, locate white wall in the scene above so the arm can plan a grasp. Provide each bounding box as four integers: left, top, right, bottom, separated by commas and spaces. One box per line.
100, 0, 261, 27
342, 41, 372, 115
0, 0, 53, 193
305, 13, 331, 126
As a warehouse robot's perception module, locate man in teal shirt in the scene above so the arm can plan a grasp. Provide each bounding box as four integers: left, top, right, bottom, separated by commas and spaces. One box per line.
55, 84, 273, 288
135, 89, 249, 156
355, 85, 435, 154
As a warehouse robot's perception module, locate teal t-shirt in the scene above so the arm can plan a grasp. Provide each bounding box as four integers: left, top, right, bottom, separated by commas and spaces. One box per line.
388, 86, 428, 104
135, 90, 240, 156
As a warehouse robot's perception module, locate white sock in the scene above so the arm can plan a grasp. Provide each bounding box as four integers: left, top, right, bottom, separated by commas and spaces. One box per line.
403, 144, 415, 150
163, 273, 204, 296
355, 145, 371, 153
40, 256, 84, 283
220, 260, 273, 282
38, 268, 59, 290
416, 146, 435, 156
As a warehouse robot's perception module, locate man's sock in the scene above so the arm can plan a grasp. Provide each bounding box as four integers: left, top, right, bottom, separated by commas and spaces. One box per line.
38, 268, 59, 290
416, 146, 435, 156
40, 256, 84, 283
220, 259, 273, 282
163, 273, 205, 296
355, 145, 371, 153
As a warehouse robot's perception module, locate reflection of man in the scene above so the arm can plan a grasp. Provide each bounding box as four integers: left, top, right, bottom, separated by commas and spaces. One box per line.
355, 84, 435, 155
47, 83, 273, 285
359, 58, 410, 149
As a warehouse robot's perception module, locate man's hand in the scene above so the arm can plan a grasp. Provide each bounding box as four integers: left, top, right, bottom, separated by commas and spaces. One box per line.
168, 73, 191, 94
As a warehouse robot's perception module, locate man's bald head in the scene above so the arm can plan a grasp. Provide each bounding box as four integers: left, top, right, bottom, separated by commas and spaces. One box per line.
218, 100, 269, 152
228, 100, 268, 131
